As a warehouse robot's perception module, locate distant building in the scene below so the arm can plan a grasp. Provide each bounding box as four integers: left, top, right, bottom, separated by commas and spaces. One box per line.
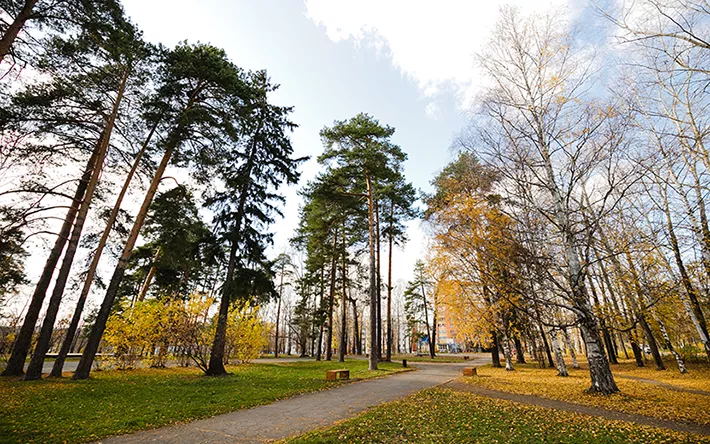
436, 303, 462, 352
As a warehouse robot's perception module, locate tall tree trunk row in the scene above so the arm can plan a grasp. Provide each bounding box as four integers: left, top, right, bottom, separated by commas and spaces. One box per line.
1, 141, 99, 377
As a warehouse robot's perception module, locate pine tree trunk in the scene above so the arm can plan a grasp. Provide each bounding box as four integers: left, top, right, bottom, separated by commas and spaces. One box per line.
366, 174, 378, 371
208, 232, 243, 373
73, 140, 177, 380
49, 121, 156, 377
73, 82, 206, 381
299, 328, 308, 357
275, 263, 284, 358
325, 231, 337, 361
208, 236, 238, 374
431, 293, 437, 359
286, 314, 292, 355
386, 201, 394, 361
420, 273, 433, 359
25, 90, 119, 380
138, 245, 161, 303
339, 226, 347, 363
0, 0, 38, 63
137, 266, 156, 302
1, 142, 97, 377
206, 125, 260, 375
351, 297, 361, 355
375, 198, 382, 361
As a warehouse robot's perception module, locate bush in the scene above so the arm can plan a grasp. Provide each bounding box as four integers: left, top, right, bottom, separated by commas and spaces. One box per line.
103, 295, 268, 371
224, 302, 268, 364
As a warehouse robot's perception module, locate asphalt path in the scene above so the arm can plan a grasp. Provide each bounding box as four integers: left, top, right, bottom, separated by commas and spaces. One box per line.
96, 358, 485, 444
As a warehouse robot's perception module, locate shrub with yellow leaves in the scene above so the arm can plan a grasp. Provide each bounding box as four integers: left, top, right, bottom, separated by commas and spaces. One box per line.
103, 294, 268, 371
224, 301, 268, 364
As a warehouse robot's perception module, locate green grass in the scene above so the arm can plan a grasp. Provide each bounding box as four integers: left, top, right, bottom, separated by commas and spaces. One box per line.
1, 360, 407, 444
286, 388, 705, 443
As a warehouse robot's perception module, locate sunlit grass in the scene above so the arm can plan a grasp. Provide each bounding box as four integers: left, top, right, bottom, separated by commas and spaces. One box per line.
1, 360, 408, 444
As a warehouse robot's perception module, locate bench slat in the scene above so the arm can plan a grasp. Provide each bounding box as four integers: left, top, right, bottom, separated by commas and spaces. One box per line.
325, 369, 350, 381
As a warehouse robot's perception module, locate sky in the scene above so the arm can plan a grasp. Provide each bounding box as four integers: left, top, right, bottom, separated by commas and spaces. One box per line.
114, 0, 588, 288
8, 0, 618, 316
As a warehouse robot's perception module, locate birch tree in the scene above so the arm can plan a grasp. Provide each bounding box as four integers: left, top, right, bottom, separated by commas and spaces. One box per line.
472, 8, 633, 393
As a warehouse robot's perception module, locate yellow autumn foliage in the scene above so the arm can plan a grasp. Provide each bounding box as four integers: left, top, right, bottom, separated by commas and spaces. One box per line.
428, 189, 523, 347
224, 301, 268, 364
465, 360, 710, 426
103, 294, 267, 369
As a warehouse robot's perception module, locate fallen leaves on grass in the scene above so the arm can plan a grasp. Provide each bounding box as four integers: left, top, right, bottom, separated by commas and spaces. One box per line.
613, 360, 710, 392
286, 388, 702, 443
464, 362, 710, 426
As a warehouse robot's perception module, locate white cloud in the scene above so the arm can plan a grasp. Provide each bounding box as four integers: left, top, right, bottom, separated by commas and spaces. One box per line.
304, 0, 570, 107
424, 101, 442, 120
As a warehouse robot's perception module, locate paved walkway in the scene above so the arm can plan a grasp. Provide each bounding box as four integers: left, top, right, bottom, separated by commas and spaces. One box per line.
616, 374, 710, 397
97, 359, 483, 444
445, 380, 710, 436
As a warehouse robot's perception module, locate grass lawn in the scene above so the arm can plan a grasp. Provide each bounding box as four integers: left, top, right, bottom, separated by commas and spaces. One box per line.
1, 360, 408, 444
462, 359, 710, 426
286, 388, 703, 443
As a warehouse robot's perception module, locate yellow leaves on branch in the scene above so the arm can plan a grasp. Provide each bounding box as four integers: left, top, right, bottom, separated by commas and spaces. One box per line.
224, 301, 268, 364
104, 297, 196, 368
428, 182, 522, 347
104, 294, 268, 368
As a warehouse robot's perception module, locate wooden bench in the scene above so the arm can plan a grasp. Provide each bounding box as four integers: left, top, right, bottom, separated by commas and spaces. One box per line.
326, 369, 350, 381
462, 367, 477, 376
